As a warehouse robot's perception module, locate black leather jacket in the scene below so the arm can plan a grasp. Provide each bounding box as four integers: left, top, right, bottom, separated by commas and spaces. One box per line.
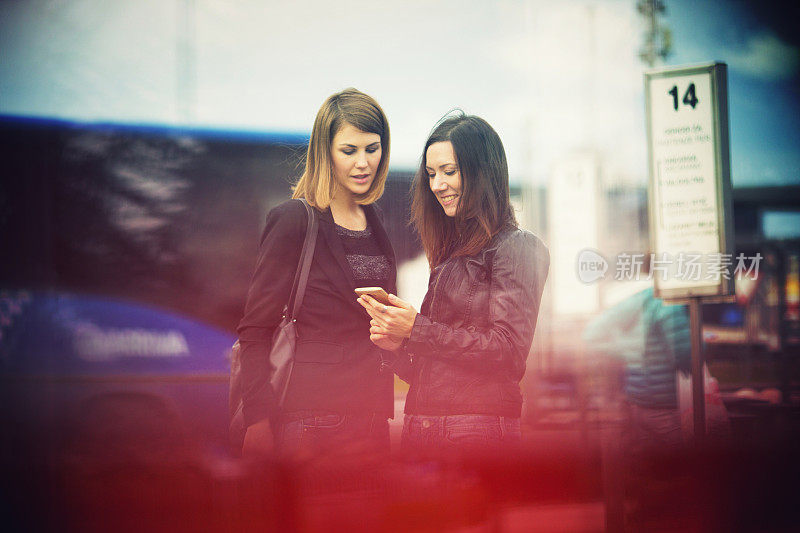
400, 227, 549, 418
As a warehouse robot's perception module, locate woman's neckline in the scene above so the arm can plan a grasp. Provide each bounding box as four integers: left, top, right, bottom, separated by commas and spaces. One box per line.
334, 221, 371, 234
329, 199, 367, 231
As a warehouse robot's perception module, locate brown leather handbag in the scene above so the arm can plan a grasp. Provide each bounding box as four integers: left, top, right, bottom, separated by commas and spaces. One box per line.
228, 199, 318, 451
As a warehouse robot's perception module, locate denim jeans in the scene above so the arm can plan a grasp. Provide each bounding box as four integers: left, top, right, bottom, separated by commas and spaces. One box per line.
401, 414, 521, 455
277, 411, 390, 458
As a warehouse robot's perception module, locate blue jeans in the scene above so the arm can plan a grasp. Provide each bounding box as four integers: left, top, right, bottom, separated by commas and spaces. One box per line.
401, 414, 521, 455
278, 411, 389, 458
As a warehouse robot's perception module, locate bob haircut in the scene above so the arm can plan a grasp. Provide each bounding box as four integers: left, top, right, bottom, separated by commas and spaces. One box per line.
411, 112, 516, 267
293, 88, 390, 209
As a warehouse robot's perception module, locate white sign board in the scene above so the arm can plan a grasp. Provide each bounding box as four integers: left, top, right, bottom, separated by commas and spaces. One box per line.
645, 63, 734, 300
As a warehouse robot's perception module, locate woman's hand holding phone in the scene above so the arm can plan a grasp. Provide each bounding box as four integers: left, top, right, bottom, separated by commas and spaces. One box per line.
368, 323, 405, 352
357, 291, 418, 341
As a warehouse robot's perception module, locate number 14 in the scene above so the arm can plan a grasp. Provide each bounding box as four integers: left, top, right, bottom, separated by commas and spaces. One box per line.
668, 83, 698, 110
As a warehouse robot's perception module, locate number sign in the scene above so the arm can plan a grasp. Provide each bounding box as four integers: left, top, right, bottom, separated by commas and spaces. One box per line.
645, 63, 734, 300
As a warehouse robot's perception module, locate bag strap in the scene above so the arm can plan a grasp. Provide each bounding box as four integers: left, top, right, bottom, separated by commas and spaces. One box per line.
285, 199, 318, 319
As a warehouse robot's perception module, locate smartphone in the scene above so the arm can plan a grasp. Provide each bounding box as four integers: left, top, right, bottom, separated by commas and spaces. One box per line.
355, 286, 391, 306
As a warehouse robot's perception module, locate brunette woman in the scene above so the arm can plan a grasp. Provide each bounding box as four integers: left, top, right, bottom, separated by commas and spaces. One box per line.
239, 88, 396, 457
359, 113, 549, 452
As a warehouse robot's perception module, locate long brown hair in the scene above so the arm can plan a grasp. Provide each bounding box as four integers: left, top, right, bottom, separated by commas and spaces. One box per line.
293, 88, 390, 208
411, 112, 516, 267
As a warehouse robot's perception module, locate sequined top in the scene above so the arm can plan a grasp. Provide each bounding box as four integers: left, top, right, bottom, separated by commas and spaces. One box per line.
334, 222, 391, 290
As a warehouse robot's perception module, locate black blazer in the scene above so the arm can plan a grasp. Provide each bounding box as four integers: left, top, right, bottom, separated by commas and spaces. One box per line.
237, 199, 397, 428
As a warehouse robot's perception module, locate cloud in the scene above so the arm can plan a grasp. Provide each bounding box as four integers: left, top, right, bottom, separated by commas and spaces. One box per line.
726, 32, 800, 80
488, 1, 647, 182
0, 0, 656, 182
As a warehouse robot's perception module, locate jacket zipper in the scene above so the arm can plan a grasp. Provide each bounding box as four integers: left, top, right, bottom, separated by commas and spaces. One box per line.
429, 262, 446, 317
415, 262, 446, 411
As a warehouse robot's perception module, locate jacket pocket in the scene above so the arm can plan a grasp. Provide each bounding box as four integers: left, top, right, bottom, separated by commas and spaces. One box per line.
295, 341, 344, 364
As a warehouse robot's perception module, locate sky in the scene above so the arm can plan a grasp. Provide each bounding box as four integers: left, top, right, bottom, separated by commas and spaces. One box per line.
1, 0, 798, 187
665, 0, 800, 186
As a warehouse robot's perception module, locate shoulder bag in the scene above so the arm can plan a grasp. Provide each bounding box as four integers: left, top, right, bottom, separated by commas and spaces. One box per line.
229, 198, 319, 451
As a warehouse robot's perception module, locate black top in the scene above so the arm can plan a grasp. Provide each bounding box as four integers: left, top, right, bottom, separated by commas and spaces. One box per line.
335, 222, 391, 290
237, 200, 398, 428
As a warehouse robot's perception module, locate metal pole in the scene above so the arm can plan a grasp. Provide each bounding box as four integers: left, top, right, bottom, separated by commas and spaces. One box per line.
688, 297, 706, 445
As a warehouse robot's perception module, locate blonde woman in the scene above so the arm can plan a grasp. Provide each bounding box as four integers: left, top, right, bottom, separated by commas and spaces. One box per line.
238, 89, 396, 457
